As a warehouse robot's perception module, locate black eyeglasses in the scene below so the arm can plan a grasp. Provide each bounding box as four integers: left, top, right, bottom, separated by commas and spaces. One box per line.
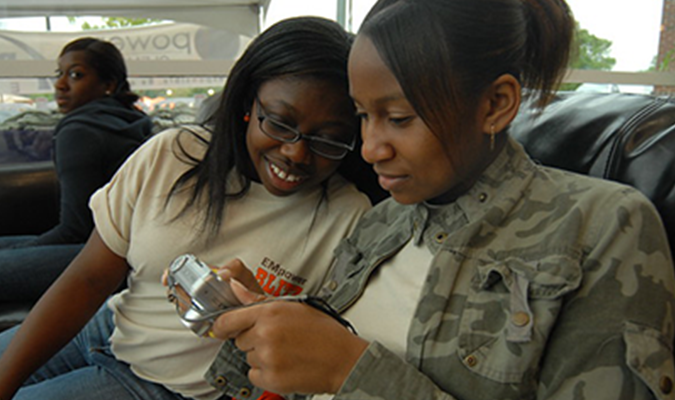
256, 100, 355, 160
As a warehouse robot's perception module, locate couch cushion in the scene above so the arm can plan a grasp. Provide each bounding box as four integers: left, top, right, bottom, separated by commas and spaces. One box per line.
0, 303, 31, 332
0, 161, 59, 235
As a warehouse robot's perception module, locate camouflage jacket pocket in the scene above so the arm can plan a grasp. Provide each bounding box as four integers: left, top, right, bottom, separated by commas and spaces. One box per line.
322, 238, 371, 311
624, 322, 675, 400
457, 254, 582, 384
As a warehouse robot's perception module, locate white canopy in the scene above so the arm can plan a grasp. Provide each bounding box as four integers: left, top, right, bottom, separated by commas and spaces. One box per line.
0, 0, 271, 37
0, 0, 271, 79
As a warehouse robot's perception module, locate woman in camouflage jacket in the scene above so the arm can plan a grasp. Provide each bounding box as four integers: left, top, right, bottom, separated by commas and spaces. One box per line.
207, 1, 675, 399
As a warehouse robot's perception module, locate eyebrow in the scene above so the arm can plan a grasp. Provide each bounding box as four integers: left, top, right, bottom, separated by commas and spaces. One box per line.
374, 93, 407, 106
353, 93, 407, 108
56, 63, 85, 70
258, 98, 355, 130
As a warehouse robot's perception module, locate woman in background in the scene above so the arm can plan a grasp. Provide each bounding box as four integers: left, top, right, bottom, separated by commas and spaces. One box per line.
0, 37, 152, 302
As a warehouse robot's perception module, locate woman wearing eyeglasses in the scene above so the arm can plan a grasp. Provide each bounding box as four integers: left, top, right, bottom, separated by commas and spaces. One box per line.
0, 17, 382, 400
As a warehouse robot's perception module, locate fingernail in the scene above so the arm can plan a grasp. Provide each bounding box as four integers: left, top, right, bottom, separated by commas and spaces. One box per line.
230, 278, 246, 291
218, 268, 232, 281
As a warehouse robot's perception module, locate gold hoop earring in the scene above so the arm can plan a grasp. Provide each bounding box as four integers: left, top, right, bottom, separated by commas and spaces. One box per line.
490, 124, 496, 151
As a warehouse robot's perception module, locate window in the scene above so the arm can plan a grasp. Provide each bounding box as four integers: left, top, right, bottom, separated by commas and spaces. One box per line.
0, 0, 672, 167
0, 4, 265, 166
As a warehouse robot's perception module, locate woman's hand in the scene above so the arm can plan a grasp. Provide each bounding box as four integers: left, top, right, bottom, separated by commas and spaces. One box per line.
162, 258, 265, 310
161, 258, 264, 295
215, 258, 265, 296
211, 282, 369, 395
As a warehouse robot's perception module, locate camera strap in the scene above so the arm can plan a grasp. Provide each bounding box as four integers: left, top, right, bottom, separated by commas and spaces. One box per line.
168, 287, 357, 336
285, 295, 358, 335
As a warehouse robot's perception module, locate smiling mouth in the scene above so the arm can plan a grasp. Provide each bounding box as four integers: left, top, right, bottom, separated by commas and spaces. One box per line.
270, 162, 304, 183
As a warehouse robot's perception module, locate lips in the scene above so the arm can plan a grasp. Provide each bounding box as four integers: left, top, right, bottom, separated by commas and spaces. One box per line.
375, 169, 408, 192
270, 162, 304, 183
55, 96, 69, 108
265, 159, 310, 195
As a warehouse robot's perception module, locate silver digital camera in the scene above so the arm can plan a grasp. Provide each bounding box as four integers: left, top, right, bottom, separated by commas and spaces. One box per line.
167, 254, 241, 336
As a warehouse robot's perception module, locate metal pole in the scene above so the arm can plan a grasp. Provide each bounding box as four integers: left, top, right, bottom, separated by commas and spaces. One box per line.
347, 0, 353, 31
337, 0, 347, 30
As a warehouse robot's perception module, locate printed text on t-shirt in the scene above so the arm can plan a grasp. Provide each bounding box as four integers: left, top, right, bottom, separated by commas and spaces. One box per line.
256, 257, 306, 296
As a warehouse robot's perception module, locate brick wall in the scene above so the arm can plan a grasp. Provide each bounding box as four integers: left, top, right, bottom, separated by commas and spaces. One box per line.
656, 0, 675, 95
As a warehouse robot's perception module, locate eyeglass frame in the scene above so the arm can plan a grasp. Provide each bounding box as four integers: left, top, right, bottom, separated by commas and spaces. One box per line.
254, 98, 356, 160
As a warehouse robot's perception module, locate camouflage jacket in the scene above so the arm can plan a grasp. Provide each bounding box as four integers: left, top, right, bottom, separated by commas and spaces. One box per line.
207, 138, 675, 400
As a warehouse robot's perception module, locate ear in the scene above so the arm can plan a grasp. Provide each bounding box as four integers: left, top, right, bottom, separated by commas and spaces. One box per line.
476, 74, 521, 135
104, 81, 117, 96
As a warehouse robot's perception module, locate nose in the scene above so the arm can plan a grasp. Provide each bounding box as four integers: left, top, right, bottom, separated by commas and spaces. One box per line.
54, 74, 68, 92
279, 140, 312, 165
360, 120, 393, 164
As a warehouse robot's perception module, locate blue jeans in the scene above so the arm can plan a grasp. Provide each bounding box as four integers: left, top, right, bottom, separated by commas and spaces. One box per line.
0, 235, 83, 302
0, 306, 190, 400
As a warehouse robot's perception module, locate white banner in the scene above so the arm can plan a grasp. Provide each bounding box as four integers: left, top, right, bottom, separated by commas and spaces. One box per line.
0, 22, 249, 62
0, 23, 248, 94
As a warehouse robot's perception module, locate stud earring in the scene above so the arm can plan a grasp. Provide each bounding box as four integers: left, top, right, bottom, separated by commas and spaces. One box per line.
243, 113, 251, 123
490, 124, 496, 151
105, 90, 112, 96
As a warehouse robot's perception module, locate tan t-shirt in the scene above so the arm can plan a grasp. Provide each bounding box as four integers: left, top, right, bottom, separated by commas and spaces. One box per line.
313, 239, 433, 400
89, 126, 371, 400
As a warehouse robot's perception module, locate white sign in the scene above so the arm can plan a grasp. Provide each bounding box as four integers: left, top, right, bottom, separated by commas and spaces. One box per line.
0, 22, 248, 62
0, 23, 248, 94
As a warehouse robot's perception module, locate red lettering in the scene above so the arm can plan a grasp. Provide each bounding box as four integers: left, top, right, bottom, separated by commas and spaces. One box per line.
286, 285, 303, 296
262, 273, 277, 295
255, 268, 268, 288
257, 270, 304, 296
272, 279, 290, 296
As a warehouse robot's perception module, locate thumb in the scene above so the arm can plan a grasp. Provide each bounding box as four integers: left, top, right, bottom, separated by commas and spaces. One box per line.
230, 278, 267, 306
160, 269, 169, 286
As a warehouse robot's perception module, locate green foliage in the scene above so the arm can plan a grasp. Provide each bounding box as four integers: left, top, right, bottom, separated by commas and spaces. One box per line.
662, 51, 674, 71
646, 50, 674, 72
560, 23, 617, 91
67, 16, 161, 30
570, 23, 617, 70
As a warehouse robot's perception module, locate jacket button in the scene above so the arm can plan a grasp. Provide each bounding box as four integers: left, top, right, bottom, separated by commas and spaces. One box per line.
478, 193, 488, 202
465, 355, 478, 368
214, 375, 227, 387
512, 311, 530, 327
660, 376, 673, 394
328, 280, 338, 291
239, 388, 252, 398
435, 232, 448, 243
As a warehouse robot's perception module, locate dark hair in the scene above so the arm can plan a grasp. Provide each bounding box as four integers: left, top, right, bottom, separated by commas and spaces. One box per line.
171, 17, 384, 236
60, 37, 139, 109
359, 0, 574, 156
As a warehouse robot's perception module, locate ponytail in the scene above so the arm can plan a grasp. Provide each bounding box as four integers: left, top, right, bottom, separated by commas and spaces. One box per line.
360, 0, 576, 138
111, 80, 141, 110
521, 0, 575, 107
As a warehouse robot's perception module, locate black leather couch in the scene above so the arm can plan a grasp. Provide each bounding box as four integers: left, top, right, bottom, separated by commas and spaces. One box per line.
1, 91, 674, 332
510, 92, 675, 252
0, 161, 59, 236
0, 162, 58, 331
